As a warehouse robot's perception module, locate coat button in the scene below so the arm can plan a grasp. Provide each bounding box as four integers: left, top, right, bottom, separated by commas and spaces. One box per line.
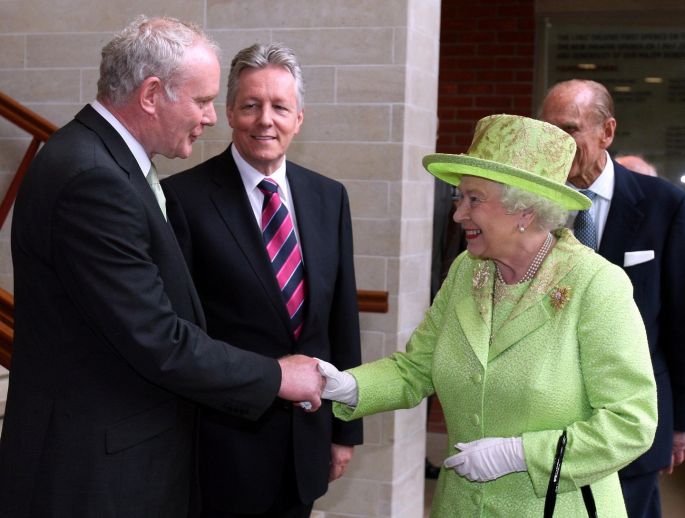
471, 372, 482, 384
471, 414, 480, 426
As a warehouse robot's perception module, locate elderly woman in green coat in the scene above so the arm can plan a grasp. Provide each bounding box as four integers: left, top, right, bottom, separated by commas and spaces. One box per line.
319, 114, 657, 517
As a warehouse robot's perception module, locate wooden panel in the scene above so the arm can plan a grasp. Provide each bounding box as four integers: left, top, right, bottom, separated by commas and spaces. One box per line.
0, 288, 389, 371
357, 290, 389, 313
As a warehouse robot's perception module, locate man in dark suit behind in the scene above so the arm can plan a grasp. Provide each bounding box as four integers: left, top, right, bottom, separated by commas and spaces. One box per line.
0, 17, 323, 518
162, 43, 363, 517
541, 79, 685, 518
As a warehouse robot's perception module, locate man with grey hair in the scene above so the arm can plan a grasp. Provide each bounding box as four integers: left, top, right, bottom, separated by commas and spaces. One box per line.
541, 78, 685, 518
0, 18, 323, 518
163, 42, 363, 517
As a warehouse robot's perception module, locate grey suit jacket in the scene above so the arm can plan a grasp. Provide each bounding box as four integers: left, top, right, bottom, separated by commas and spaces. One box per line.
0, 106, 281, 518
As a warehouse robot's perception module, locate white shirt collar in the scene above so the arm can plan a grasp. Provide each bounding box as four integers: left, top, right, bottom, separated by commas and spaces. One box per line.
91, 100, 151, 177
586, 151, 614, 201
565, 151, 614, 246
567, 151, 614, 201
231, 145, 289, 201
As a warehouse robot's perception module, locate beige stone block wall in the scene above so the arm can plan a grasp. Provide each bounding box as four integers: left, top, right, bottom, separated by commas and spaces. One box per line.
0, 1, 441, 516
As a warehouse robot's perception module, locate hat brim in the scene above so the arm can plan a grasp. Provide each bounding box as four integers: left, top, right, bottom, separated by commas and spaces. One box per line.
423, 153, 591, 210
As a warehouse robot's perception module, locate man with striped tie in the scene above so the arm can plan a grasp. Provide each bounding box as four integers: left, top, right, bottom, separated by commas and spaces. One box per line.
162, 42, 363, 517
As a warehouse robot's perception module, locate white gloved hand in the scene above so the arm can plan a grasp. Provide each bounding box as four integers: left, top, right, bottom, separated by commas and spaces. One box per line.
317, 359, 358, 407
443, 437, 527, 482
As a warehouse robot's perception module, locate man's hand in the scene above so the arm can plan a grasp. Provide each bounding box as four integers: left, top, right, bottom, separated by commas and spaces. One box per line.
277, 355, 324, 411
329, 444, 354, 482
662, 430, 685, 474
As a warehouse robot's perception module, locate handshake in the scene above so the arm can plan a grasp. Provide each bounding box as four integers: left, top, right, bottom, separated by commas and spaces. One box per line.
277, 355, 358, 412
278, 356, 528, 484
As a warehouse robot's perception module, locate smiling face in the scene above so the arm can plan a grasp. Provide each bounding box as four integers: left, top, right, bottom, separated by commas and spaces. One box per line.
227, 65, 304, 175
453, 176, 523, 262
153, 43, 220, 159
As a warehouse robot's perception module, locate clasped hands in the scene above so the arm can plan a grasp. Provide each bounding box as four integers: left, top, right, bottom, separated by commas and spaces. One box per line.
276, 356, 358, 412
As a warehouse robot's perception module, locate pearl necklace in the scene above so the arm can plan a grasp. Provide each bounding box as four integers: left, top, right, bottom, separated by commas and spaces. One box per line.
496, 232, 554, 284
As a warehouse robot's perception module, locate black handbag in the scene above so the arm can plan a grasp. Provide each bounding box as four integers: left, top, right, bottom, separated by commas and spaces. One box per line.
543, 431, 598, 517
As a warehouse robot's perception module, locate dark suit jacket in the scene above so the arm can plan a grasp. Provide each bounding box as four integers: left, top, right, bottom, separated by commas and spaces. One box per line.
0, 106, 282, 518
162, 147, 363, 513
599, 161, 685, 476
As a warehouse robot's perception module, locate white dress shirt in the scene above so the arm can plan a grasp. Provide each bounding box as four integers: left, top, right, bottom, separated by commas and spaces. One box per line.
231, 145, 303, 250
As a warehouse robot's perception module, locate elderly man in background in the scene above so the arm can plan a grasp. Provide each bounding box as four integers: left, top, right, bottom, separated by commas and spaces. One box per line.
615, 154, 658, 177
163, 42, 363, 517
541, 78, 685, 518
0, 17, 322, 518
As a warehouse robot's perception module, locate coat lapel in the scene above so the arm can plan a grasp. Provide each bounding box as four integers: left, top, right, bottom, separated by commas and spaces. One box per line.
208, 150, 293, 334
76, 105, 173, 229
598, 163, 646, 267
457, 260, 494, 368
488, 229, 592, 360
75, 105, 140, 179
286, 164, 322, 335
489, 303, 551, 360
75, 105, 207, 326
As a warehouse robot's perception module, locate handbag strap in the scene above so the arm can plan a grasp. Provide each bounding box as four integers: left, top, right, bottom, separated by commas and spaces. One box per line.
581, 486, 597, 517
543, 431, 597, 518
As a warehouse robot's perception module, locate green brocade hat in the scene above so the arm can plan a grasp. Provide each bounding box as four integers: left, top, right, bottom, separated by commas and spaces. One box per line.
423, 114, 591, 210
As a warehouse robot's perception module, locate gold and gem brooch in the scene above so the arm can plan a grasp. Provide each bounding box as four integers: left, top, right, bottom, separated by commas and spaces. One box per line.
550, 286, 571, 310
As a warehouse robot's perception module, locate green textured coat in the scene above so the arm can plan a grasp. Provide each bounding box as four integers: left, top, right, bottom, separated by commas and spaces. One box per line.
336, 229, 657, 517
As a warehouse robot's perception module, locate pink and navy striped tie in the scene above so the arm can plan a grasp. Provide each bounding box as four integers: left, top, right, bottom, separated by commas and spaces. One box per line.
258, 178, 306, 339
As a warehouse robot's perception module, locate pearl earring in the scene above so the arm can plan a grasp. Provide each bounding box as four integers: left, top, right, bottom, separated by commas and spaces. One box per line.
518, 225, 525, 233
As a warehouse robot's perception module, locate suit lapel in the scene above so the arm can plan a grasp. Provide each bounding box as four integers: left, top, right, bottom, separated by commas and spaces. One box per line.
75, 105, 140, 179
76, 105, 172, 228
598, 163, 645, 266
286, 164, 322, 334
208, 150, 293, 334
75, 104, 206, 327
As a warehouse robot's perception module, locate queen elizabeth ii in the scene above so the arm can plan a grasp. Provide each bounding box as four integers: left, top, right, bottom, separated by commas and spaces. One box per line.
320, 114, 657, 517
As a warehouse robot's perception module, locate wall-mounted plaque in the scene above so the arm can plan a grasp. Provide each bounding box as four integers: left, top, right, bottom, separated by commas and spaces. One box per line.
541, 22, 685, 186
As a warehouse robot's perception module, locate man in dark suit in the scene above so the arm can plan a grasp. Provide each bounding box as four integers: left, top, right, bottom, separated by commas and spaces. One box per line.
0, 17, 323, 518
162, 42, 363, 517
541, 79, 685, 518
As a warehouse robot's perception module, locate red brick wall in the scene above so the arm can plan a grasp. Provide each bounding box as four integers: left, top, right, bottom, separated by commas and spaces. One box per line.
437, 0, 537, 154
428, 1, 536, 435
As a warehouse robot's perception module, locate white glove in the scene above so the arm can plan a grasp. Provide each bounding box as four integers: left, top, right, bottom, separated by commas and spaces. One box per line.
317, 359, 358, 406
443, 437, 527, 482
